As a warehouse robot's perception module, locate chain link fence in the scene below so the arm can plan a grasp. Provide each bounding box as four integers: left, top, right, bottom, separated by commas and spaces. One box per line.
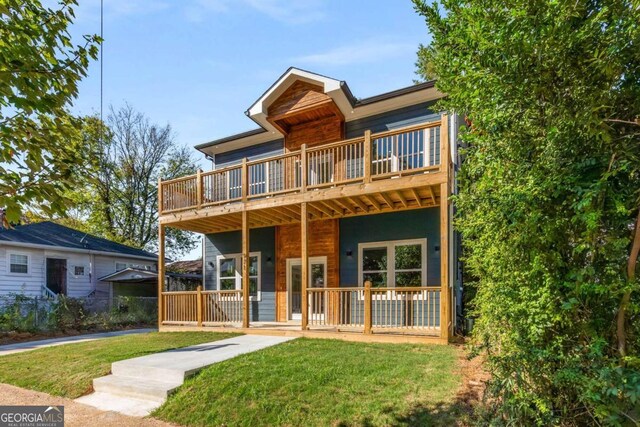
0, 294, 158, 333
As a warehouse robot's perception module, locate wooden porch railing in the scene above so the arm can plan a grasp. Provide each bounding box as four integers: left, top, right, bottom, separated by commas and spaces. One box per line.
307, 282, 441, 333
162, 283, 440, 336
159, 119, 444, 213
162, 287, 243, 326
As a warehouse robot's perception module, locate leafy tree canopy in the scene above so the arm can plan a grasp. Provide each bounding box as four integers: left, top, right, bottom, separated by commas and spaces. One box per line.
414, 0, 640, 424
0, 0, 100, 221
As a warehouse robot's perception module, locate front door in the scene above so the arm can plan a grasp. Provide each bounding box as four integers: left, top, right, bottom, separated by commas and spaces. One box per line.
46, 258, 67, 295
286, 257, 327, 321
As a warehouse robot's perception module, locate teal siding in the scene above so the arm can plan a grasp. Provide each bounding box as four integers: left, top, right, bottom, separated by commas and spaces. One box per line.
339, 209, 441, 328
215, 139, 284, 168
204, 227, 276, 321
345, 101, 441, 138
339, 208, 441, 286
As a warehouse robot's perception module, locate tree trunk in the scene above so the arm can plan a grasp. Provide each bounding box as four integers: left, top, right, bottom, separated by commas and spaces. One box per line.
617, 210, 640, 357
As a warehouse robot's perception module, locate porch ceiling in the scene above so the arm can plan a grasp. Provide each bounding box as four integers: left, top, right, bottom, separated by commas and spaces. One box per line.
164, 183, 443, 234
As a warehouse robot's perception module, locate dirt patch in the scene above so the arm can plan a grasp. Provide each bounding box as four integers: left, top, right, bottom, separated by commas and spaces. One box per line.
451, 342, 490, 425
0, 383, 179, 427
0, 324, 153, 345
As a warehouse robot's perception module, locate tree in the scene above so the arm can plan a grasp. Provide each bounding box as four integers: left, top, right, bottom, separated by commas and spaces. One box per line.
70, 105, 199, 258
0, 0, 100, 221
414, 0, 640, 424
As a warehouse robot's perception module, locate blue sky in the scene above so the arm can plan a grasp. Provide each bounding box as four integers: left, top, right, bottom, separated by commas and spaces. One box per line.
68, 0, 432, 259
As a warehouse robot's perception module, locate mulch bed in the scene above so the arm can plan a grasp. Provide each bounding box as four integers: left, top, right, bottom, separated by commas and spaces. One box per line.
0, 324, 153, 346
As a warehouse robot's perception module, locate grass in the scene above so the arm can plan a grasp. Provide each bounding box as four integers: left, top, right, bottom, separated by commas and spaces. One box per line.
154, 338, 463, 427
0, 332, 239, 398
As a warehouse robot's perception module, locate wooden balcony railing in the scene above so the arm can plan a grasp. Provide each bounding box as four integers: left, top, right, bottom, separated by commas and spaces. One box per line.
159, 119, 445, 214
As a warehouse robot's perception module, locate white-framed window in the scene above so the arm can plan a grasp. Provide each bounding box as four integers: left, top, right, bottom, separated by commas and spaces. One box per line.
73, 265, 86, 276
8, 253, 29, 275
216, 252, 261, 300
358, 239, 427, 288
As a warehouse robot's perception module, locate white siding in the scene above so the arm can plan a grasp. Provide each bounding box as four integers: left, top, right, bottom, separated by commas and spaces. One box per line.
0, 246, 46, 296
0, 243, 156, 297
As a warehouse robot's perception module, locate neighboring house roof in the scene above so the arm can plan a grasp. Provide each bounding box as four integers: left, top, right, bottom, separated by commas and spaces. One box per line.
99, 267, 201, 283
195, 67, 441, 156
167, 259, 202, 275
0, 221, 157, 261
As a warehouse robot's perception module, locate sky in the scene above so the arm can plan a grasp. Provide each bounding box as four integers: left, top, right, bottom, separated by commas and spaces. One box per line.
67, 0, 432, 260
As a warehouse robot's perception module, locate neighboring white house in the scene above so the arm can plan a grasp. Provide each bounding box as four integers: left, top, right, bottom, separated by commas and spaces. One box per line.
0, 221, 157, 298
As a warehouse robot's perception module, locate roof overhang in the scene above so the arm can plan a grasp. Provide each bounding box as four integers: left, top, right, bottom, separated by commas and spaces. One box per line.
99, 268, 158, 282
0, 240, 157, 261
246, 67, 354, 134
195, 68, 443, 157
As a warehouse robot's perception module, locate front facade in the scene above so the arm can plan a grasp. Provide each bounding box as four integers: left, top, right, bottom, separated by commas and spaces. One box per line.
0, 222, 157, 298
158, 68, 460, 343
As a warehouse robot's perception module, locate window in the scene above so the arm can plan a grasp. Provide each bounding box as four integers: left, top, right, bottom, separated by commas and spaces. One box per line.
216, 252, 260, 299
74, 266, 85, 276
115, 262, 127, 271
359, 239, 427, 287
9, 253, 29, 274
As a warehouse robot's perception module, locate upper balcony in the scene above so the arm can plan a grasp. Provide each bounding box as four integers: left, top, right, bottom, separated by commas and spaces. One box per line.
159, 118, 451, 233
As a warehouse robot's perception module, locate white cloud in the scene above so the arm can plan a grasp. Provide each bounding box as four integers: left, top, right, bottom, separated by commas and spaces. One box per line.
293, 40, 416, 67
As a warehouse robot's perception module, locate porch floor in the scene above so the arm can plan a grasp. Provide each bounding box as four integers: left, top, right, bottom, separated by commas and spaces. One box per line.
160, 322, 445, 345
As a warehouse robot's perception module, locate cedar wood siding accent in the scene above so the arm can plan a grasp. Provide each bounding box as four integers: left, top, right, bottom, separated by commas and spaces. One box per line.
284, 116, 344, 151
204, 227, 276, 321
275, 220, 339, 322
267, 81, 331, 118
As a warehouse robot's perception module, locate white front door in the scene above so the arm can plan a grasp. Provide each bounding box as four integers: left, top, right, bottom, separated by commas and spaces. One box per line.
286, 257, 327, 321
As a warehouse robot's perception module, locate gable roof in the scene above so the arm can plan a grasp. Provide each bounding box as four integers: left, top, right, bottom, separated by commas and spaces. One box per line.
196, 67, 440, 156
0, 221, 157, 260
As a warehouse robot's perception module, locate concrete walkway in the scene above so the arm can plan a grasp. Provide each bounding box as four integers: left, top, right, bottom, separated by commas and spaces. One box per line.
0, 329, 156, 356
75, 334, 296, 417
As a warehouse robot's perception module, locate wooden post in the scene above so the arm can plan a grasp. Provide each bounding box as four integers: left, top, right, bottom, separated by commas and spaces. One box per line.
300, 144, 307, 192
363, 130, 372, 183
364, 280, 372, 334
241, 158, 248, 202
439, 113, 451, 341
157, 177, 164, 214
301, 202, 309, 330
196, 169, 203, 209
196, 285, 203, 327
158, 224, 165, 327
440, 114, 449, 173
242, 210, 250, 328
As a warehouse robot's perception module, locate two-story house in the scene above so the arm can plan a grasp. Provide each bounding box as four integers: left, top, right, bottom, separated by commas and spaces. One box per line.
157, 68, 460, 343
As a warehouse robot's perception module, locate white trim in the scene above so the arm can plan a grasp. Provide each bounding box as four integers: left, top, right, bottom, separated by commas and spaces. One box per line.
0, 241, 156, 261
71, 264, 87, 278
357, 238, 428, 288
7, 251, 31, 276
216, 252, 261, 301
285, 256, 327, 321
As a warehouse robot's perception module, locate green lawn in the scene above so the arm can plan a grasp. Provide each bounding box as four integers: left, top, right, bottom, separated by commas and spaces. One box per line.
154, 338, 463, 427
0, 332, 238, 398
